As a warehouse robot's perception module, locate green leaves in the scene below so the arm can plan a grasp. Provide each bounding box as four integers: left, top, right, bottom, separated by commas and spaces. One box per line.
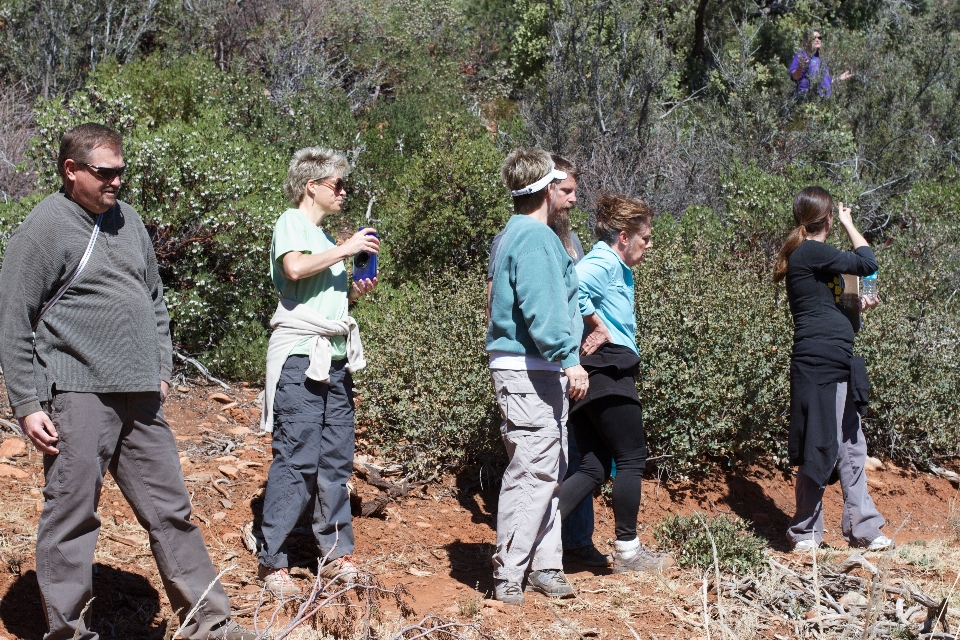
654, 512, 767, 573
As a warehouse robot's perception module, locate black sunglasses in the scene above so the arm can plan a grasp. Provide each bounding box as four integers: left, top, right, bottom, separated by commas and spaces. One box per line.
79, 162, 127, 181
315, 177, 346, 194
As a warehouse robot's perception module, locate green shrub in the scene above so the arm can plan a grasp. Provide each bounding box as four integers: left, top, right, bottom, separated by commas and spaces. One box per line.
378, 113, 511, 279
352, 274, 502, 477
637, 208, 793, 473
653, 512, 766, 573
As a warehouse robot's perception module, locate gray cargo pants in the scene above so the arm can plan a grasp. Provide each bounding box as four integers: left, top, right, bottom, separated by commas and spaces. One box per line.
259, 356, 355, 569
787, 381, 886, 547
490, 368, 568, 585
39, 391, 231, 640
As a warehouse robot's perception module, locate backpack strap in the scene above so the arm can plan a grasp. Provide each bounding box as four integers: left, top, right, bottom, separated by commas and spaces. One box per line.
32, 211, 105, 335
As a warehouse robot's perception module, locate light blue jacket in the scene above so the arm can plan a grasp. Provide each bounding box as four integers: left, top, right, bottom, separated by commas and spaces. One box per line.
486, 215, 582, 368
577, 241, 638, 355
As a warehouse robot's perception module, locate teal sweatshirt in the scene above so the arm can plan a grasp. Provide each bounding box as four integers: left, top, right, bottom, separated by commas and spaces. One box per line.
486, 215, 582, 369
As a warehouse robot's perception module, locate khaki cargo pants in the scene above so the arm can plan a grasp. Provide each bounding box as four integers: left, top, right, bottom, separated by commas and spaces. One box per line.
490, 368, 568, 585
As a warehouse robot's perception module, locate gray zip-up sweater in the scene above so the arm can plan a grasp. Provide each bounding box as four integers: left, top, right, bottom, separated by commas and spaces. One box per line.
0, 191, 173, 418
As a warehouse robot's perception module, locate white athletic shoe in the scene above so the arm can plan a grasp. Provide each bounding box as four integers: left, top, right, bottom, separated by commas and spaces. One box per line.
793, 539, 820, 552
866, 535, 893, 551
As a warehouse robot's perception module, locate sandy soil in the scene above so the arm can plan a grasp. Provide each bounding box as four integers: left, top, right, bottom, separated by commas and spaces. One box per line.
0, 378, 957, 639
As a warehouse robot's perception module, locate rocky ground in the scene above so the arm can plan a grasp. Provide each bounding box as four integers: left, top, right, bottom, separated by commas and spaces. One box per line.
0, 377, 959, 639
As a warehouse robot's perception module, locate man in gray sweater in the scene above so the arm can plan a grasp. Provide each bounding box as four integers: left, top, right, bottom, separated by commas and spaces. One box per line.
0, 124, 252, 639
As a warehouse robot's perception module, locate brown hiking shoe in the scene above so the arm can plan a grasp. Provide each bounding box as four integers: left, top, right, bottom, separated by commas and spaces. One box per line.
258, 565, 302, 598
210, 620, 258, 640
319, 554, 361, 584
613, 544, 675, 573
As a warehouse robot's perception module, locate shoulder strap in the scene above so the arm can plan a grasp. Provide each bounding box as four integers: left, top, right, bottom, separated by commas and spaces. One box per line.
32, 211, 105, 333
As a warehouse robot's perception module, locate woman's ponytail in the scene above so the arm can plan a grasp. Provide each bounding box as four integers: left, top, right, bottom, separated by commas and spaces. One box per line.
773, 186, 834, 283
773, 226, 807, 283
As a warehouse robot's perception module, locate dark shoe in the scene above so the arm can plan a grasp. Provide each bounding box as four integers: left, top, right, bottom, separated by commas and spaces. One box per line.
494, 579, 525, 605
210, 620, 257, 640
563, 544, 613, 567
525, 569, 575, 597
613, 544, 675, 573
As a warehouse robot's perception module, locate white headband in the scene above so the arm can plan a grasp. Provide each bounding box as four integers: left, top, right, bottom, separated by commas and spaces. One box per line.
510, 168, 568, 197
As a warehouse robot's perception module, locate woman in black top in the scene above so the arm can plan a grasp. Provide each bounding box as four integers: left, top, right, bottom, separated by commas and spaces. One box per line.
773, 186, 889, 552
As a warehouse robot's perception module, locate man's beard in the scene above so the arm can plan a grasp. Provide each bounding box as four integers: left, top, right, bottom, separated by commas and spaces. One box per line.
549, 208, 578, 260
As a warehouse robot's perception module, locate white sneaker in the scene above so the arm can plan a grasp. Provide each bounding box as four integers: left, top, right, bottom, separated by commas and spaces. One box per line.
866, 535, 893, 551
793, 539, 820, 552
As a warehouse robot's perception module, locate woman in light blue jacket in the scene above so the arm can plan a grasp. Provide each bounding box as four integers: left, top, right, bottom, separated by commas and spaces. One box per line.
557, 194, 673, 573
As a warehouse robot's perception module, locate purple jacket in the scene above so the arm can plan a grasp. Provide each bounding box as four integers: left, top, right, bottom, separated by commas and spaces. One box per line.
790, 51, 832, 97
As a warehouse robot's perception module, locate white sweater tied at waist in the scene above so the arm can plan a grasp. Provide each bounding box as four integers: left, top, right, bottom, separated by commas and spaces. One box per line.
260, 298, 366, 432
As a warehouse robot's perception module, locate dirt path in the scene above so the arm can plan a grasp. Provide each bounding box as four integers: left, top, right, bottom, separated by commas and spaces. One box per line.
0, 380, 958, 639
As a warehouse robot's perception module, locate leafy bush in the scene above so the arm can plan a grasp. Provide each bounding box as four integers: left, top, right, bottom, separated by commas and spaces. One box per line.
352, 274, 502, 477
378, 113, 511, 279
653, 512, 766, 573
637, 208, 793, 473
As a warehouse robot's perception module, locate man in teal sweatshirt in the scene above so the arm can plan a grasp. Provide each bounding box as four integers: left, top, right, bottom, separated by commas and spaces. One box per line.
486, 148, 588, 605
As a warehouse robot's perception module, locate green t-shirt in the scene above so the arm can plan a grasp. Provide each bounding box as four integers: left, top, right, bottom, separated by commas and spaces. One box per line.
270, 209, 348, 359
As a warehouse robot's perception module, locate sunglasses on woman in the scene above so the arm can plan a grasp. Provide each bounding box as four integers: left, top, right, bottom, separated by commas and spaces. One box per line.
315, 178, 346, 194
79, 162, 127, 181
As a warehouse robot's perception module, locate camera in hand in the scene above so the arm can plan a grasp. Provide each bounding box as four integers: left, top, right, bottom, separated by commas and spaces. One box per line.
353, 228, 378, 281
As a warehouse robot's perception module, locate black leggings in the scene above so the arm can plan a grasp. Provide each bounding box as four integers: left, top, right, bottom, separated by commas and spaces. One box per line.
558, 395, 647, 541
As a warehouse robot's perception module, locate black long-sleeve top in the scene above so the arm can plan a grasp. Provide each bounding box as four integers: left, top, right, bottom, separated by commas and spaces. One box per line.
785, 240, 878, 355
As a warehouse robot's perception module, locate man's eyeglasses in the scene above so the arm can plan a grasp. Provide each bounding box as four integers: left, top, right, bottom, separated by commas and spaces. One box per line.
79, 162, 127, 181
315, 178, 346, 194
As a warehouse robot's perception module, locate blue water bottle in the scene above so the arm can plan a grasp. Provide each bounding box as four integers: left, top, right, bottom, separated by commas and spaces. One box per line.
862, 271, 877, 298
353, 228, 378, 281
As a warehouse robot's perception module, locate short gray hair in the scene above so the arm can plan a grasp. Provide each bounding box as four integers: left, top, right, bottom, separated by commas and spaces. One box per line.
283, 146, 351, 205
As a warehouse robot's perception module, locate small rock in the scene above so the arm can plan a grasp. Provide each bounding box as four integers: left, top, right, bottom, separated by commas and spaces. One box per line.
415, 521, 432, 528
212, 512, 226, 521
221, 499, 233, 509
29, 488, 41, 497
0, 438, 27, 458
482, 599, 505, 611
220, 402, 239, 411
215, 415, 229, 423
176, 385, 190, 393
35, 501, 43, 513
216, 455, 239, 462
227, 426, 251, 436
804, 609, 820, 620
443, 604, 459, 615
838, 592, 868, 606
0, 463, 27, 479
209, 393, 234, 404
864, 456, 884, 472
219, 465, 239, 478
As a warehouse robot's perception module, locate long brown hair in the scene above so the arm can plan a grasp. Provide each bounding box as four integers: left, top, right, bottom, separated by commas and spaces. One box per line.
773, 186, 834, 283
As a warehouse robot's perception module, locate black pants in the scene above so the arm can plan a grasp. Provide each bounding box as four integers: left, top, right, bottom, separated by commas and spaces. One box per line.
558, 395, 647, 541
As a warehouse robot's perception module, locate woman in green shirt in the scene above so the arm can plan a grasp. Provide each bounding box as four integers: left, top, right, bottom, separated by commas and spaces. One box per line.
258, 147, 378, 597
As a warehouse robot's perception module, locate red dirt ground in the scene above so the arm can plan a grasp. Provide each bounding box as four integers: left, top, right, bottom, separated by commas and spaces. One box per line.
0, 377, 957, 639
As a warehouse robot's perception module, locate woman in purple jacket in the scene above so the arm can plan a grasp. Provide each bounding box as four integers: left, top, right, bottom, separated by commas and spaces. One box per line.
790, 29, 852, 97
